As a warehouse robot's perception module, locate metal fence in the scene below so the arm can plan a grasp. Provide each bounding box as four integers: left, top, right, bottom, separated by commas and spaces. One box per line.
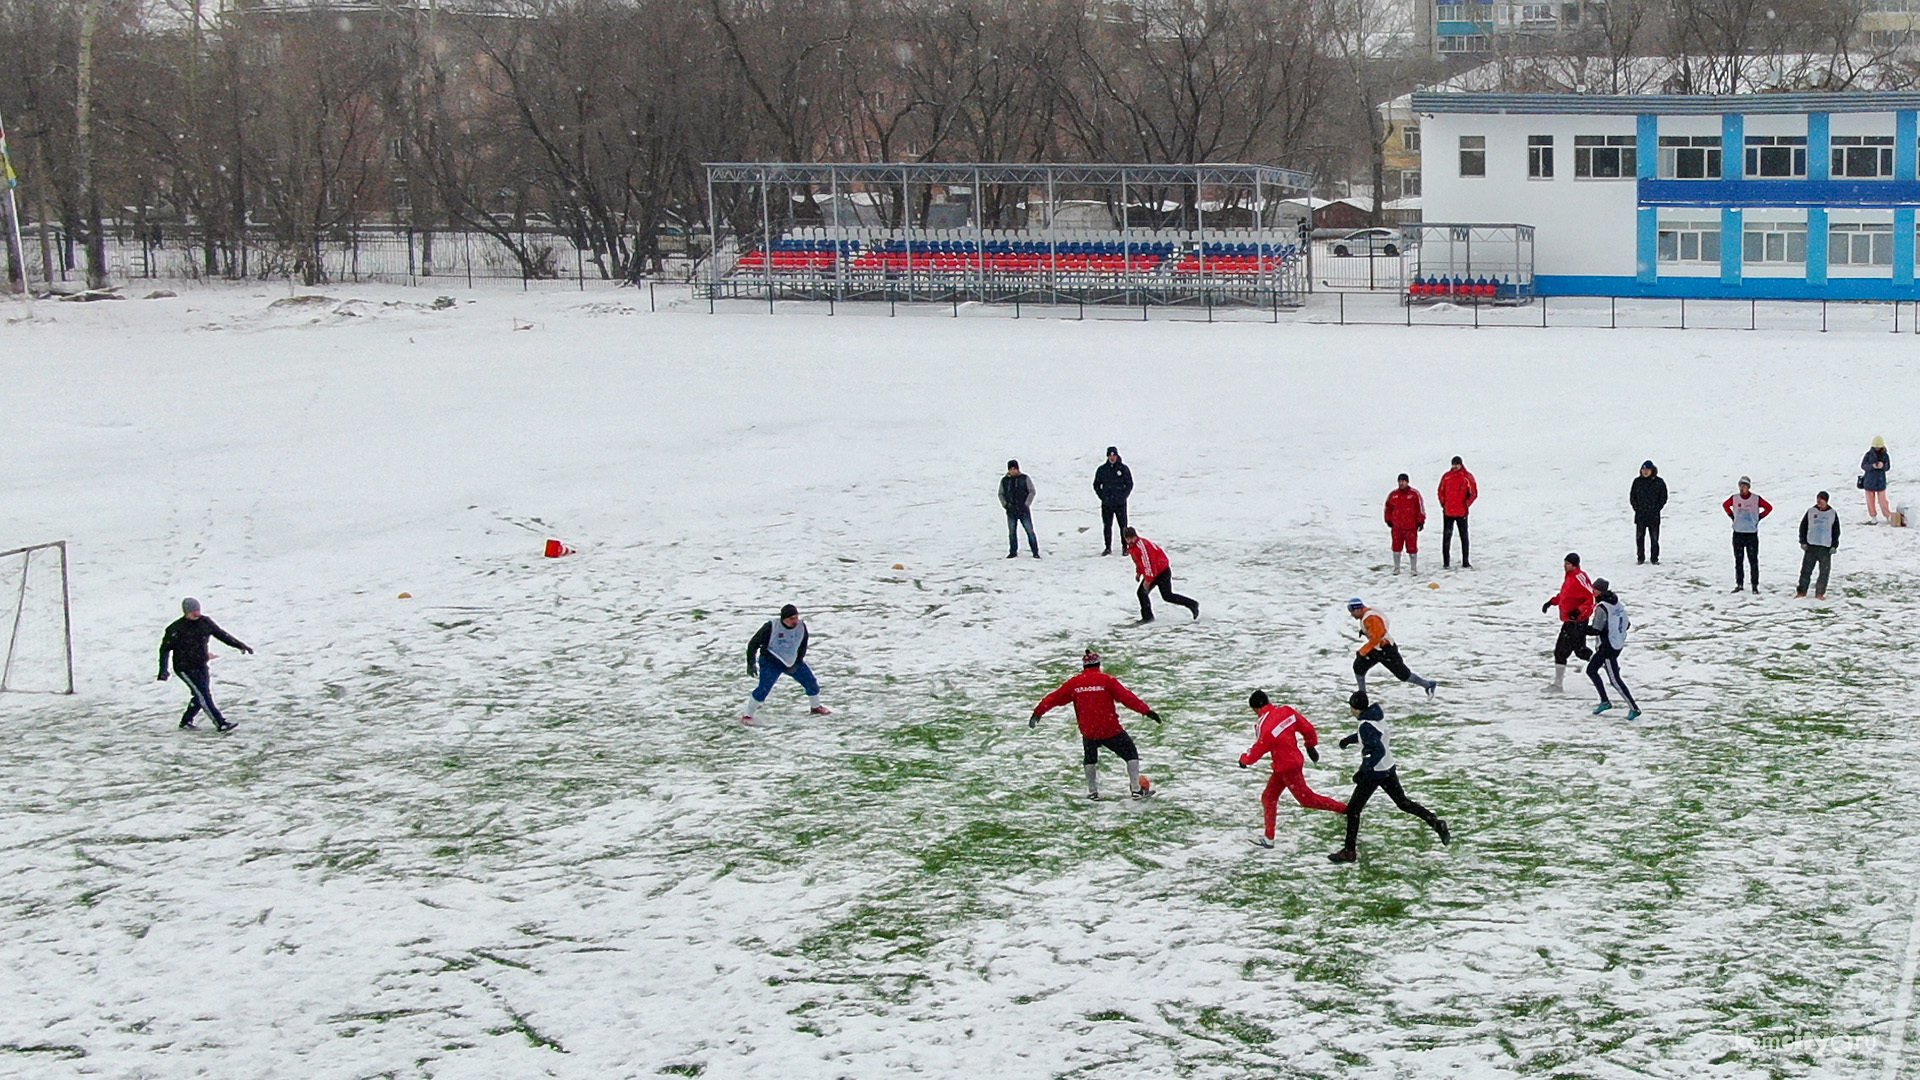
12, 222, 654, 289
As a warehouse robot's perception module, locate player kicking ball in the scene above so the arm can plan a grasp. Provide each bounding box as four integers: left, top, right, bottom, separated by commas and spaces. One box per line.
1031, 649, 1163, 800
1239, 690, 1347, 848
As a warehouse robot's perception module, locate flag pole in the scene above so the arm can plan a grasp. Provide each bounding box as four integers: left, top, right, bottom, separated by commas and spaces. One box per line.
0, 104, 27, 295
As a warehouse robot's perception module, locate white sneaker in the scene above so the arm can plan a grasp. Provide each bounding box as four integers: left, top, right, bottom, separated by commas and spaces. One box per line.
1250, 834, 1275, 849
1542, 683, 1564, 694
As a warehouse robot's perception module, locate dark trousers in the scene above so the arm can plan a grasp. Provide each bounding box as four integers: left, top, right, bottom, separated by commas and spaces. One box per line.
178, 666, 228, 726
1733, 532, 1759, 587
1101, 501, 1129, 552
1553, 621, 1594, 665
1636, 519, 1661, 563
1442, 515, 1470, 567
1797, 544, 1833, 595
1586, 646, 1638, 710
1137, 571, 1198, 620
1353, 643, 1414, 686
1342, 768, 1444, 851
1082, 733, 1140, 764
1007, 509, 1038, 555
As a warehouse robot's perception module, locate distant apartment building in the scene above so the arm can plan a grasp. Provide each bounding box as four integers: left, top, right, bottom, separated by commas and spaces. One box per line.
1419, 0, 1606, 57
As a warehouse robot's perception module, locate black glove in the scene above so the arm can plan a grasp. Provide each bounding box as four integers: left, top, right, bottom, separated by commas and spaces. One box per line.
242, 646, 255, 655
1028, 714, 1040, 729
1146, 710, 1163, 724
1307, 746, 1320, 763
748, 663, 757, 676
1541, 600, 1553, 614
1339, 734, 1357, 749
1239, 761, 1248, 769
156, 672, 169, 682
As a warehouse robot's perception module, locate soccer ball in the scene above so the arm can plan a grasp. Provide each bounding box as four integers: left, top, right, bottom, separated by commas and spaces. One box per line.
1138, 776, 1152, 793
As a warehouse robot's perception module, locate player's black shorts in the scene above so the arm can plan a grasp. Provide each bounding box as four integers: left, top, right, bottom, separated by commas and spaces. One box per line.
1083, 733, 1139, 764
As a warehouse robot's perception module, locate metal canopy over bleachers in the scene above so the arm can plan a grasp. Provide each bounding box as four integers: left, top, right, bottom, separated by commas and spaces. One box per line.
703, 161, 1316, 309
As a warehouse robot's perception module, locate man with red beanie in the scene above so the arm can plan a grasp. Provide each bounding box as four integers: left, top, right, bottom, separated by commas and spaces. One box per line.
1384, 474, 1426, 575
1031, 649, 1163, 799
1239, 690, 1347, 848
1436, 456, 1478, 570
1540, 552, 1595, 693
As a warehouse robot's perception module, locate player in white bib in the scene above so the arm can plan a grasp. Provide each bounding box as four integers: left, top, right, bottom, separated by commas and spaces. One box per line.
742, 604, 830, 725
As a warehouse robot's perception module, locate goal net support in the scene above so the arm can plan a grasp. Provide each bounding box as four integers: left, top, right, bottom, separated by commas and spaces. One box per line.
1, 541, 74, 694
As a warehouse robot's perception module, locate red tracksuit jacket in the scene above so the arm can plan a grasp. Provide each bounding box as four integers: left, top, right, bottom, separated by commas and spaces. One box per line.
1034, 669, 1154, 740
1550, 568, 1594, 622
1437, 468, 1478, 518
1128, 537, 1172, 581
1239, 704, 1320, 772
1385, 487, 1426, 531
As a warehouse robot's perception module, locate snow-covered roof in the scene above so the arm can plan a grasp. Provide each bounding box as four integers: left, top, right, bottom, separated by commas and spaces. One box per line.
1382, 53, 1920, 116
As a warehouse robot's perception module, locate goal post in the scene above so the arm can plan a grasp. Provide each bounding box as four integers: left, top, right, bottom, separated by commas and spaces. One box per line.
1, 540, 74, 695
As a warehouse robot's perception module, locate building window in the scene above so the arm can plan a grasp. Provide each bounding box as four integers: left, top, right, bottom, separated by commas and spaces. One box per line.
1528, 135, 1554, 178
1459, 135, 1486, 177
1438, 33, 1490, 52
1658, 135, 1722, 179
1519, 2, 1555, 21
1830, 222, 1894, 266
1657, 220, 1722, 263
1832, 135, 1895, 178
1400, 169, 1422, 198
1744, 135, 1807, 178
1744, 220, 1808, 264
1574, 135, 1636, 178
1403, 123, 1420, 153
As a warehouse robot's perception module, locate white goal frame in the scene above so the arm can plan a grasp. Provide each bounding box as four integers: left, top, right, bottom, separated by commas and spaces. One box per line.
1, 540, 74, 695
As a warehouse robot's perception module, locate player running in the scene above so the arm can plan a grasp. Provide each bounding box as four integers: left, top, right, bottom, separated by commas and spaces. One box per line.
742, 604, 831, 726
1031, 649, 1163, 800
1328, 691, 1450, 863
1578, 578, 1640, 719
1347, 598, 1438, 696
1239, 690, 1347, 848
1540, 552, 1595, 693
1123, 527, 1199, 623
157, 597, 253, 732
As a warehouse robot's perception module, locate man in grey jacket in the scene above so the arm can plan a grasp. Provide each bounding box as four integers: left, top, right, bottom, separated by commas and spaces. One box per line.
1796, 491, 1841, 600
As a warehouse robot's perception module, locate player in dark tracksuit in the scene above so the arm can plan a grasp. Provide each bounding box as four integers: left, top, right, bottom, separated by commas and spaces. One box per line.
1328, 691, 1448, 863
157, 598, 252, 731
1093, 447, 1134, 556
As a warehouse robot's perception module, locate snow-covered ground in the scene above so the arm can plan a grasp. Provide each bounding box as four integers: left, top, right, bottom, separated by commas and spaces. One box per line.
2, 282, 1918, 1079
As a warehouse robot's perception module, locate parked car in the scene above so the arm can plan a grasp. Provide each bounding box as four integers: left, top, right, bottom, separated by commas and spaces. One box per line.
1332, 228, 1401, 257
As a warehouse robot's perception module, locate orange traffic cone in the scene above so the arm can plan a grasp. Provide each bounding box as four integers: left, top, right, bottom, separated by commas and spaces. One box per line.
544, 538, 575, 558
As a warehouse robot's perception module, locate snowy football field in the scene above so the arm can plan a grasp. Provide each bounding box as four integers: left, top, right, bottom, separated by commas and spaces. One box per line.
3, 285, 1919, 1078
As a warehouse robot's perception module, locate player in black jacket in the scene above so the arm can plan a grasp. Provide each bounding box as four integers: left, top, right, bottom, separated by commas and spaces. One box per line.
1328, 691, 1448, 863
1093, 447, 1134, 555
157, 598, 252, 731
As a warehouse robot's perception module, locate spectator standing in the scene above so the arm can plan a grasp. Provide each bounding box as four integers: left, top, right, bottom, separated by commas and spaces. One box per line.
1723, 477, 1773, 593
999, 460, 1040, 559
1436, 456, 1479, 569
1093, 447, 1134, 556
1630, 461, 1668, 565
1862, 438, 1892, 524
1384, 474, 1427, 576
1796, 492, 1842, 600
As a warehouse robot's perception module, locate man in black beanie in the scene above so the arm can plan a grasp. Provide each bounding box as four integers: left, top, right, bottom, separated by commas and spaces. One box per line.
1093, 447, 1134, 556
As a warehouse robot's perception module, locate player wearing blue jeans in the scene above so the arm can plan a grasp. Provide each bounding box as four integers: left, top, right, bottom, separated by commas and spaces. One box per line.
742, 604, 831, 725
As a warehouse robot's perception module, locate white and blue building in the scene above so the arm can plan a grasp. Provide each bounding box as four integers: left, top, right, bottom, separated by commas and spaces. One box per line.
1414, 91, 1920, 299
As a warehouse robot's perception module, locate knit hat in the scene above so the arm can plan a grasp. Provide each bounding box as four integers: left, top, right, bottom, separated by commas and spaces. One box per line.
1396, 472, 1410, 482
1248, 689, 1270, 709
1348, 691, 1370, 711
1564, 552, 1580, 567
1874, 436, 1887, 448
1007, 459, 1019, 470
1082, 649, 1101, 668
1451, 455, 1463, 466
1592, 578, 1610, 593
181, 597, 201, 614
1739, 475, 1752, 486
779, 604, 798, 619
1346, 598, 1366, 611
1106, 446, 1119, 456
1642, 460, 1656, 471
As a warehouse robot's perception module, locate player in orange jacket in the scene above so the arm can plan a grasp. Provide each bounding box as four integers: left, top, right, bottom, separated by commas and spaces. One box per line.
1239, 690, 1347, 848
1348, 598, 1438, 696
1384, 474, 1427, 575
1031, 649, 1163, 799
